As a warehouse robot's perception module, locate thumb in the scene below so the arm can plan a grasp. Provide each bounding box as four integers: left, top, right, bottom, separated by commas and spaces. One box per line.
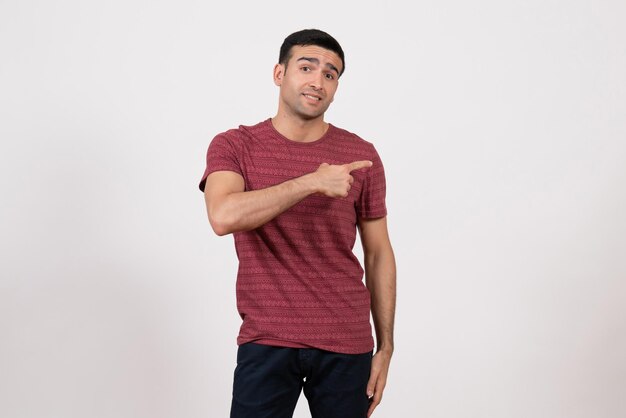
366, 374, 376, 398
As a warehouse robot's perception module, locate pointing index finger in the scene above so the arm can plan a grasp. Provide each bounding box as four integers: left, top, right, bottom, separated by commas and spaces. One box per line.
346, 160, 373, 172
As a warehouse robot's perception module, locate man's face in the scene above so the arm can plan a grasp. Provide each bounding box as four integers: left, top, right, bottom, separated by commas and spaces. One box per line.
274, 45, 343, 121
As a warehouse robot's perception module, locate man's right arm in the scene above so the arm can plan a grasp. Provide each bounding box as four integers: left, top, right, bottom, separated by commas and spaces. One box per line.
203, 160, 372, 236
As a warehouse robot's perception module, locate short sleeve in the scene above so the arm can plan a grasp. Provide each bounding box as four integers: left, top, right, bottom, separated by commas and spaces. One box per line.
356, 145, 387, 219
198, 133, 243, 192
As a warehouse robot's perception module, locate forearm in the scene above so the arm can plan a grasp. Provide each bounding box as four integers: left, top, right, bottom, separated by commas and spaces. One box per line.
211, 172, 319, 235
365, 246, 397, 353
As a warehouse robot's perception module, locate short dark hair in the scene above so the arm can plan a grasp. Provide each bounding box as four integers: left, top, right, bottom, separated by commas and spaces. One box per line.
279, 29, 346, 77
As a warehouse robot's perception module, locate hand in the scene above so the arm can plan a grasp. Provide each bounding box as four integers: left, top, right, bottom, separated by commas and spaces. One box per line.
313, 160, 372, 198
366, 349, 392, 417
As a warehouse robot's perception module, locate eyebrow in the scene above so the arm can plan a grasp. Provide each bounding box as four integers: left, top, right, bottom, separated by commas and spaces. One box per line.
296, 57, 340, 75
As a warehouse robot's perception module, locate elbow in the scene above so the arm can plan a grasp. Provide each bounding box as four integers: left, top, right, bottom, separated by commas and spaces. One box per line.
207, 207, 236, 236
210, 221, 230, 236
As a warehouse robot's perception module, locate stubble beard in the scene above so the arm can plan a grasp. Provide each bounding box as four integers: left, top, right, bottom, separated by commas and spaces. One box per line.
291, 96, 330, 121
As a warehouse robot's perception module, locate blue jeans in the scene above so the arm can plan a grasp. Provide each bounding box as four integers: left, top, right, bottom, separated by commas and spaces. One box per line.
230, 342, 373, 418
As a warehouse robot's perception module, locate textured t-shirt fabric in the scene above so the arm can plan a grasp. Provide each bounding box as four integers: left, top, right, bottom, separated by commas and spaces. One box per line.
198, 118, 387, 354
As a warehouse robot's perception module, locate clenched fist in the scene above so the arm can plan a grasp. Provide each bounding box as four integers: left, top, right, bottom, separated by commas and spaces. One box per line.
313, 160, 373, 198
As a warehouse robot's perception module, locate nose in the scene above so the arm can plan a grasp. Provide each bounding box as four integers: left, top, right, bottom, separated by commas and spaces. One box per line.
309, 70, 324, 90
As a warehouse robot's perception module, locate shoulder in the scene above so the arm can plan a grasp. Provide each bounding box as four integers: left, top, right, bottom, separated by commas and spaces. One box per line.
211, 119, 268, 145
330, 124, 380, 156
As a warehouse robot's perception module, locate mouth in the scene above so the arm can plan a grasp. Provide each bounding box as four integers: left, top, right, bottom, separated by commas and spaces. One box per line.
302, 93, 322, 102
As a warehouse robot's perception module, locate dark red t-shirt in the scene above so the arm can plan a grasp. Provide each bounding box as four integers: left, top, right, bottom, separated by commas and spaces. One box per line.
199, 118, 387, 354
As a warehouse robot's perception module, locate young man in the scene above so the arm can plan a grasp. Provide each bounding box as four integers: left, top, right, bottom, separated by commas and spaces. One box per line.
199, 29, 396, 418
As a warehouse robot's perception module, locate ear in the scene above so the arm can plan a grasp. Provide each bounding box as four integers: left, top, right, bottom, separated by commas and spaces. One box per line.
273, 63, 284, 86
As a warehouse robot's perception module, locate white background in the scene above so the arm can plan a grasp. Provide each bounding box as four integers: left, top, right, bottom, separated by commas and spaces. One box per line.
1, 1, 625, 417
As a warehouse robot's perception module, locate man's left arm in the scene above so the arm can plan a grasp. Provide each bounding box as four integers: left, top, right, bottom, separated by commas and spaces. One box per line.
358, 216, 396, 417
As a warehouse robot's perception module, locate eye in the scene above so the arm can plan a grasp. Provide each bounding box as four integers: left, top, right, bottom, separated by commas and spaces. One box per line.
301, 66, 311, 72
325, 73, 335, 80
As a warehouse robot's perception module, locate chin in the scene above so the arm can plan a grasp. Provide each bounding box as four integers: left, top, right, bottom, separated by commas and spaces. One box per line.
304, 106, 331, 118
295, 109, 324, 120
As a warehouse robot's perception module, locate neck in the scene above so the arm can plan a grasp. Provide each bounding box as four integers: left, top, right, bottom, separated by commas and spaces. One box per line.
271, 111, 328, 143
